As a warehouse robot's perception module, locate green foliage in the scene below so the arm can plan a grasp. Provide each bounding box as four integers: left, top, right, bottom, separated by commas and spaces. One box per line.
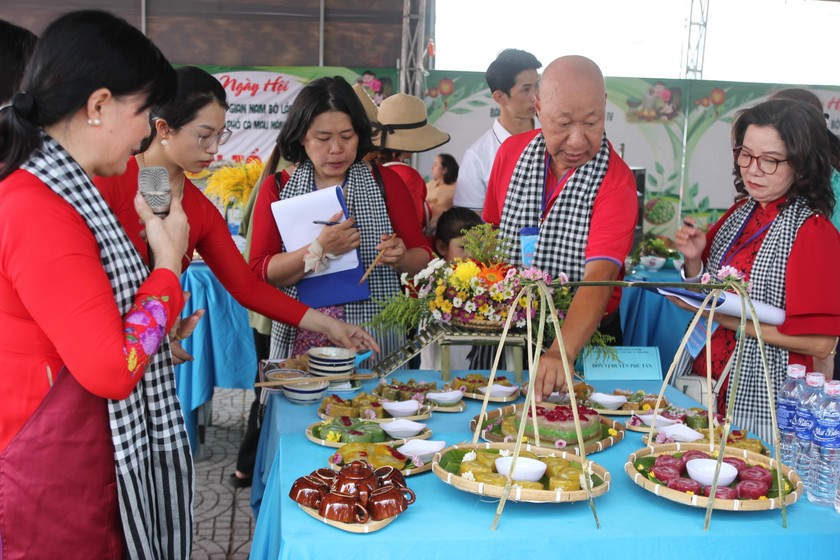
366, 293, 427, 331
459, 223, 512, 264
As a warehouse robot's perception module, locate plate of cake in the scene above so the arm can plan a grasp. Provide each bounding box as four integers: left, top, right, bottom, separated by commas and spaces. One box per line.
306, 417, 433, 448
451, 373, 520, 403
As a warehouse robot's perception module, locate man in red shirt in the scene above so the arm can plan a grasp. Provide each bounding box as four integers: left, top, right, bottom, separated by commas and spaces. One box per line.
483, 55, 638, 401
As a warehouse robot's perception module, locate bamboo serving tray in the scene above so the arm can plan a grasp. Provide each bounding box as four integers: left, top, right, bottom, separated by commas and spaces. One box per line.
461, 389, 520, 403
429, 401, 467, 413
305, 421, 433, 448
431, 442, 611, 503
317, 404, 433, 423
470, 404, 625, 455
625, 442, 802, 511
297, 504, 396, 533
327, 453, 433, 477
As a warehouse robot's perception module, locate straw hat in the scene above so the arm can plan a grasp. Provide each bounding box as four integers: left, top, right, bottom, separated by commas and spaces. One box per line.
352, 83, 379, 123
376, 93, 450, 152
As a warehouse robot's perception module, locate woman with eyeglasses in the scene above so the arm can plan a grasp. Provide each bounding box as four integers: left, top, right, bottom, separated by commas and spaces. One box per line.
673, 99, 840, 441
96, 66, 379, 362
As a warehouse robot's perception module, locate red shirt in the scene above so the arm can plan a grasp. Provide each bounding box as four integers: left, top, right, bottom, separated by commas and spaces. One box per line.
0, 169, 184, 451
483, 129, 638, 314
249, 164, 432, 281
95, 157, 309, 327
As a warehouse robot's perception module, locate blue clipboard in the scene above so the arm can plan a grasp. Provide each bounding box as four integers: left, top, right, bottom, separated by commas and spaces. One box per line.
296, 256, 371, 308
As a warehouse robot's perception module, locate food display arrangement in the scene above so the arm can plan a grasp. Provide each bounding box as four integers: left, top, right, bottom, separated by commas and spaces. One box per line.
432, 442, 610, 502
574, 382, 669, 415
374, 378, 467, 412
289, 461, 416, 532
306, 417, 433, 447
328, 441, 437, 475
451, 373, 520, 402
318, 393, 432, 422
626, 443, 801, 511
471, 402, 625, 454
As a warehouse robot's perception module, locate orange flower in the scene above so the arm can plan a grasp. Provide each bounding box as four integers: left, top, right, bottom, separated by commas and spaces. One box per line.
477, 263, 509, 285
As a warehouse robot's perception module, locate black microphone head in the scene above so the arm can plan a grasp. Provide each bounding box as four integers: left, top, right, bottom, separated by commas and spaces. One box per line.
138, 166, 171, 216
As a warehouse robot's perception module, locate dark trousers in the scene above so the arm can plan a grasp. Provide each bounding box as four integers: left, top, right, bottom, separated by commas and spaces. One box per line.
235, 330, 271, 475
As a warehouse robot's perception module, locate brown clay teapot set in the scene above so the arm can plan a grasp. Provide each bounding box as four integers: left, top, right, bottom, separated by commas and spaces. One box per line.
289, 460, 415, 523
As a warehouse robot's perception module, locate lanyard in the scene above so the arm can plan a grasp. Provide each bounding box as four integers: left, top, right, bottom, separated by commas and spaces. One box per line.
541, 158, 573, 224
720, 206, 774, 268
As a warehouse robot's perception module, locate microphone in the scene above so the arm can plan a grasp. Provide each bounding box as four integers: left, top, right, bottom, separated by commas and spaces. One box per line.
138, 166, 171, 267
138, 166, 171, 216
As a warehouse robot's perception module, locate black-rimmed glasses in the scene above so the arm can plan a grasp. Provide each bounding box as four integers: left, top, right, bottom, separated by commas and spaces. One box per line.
733, 147, 787, 174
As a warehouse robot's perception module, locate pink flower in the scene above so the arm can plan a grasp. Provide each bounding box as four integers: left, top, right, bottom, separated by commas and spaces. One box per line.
364, 409, 376, 420
700, 273, 712, 284
716, 265, 745, 282
554, 439, 567, 449
411, 455, 424, 468
654, 432, 675, 444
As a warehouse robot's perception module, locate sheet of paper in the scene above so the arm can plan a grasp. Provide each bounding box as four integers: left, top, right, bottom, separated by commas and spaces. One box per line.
270, 186, 358, 278
657, 287, 785, 326
583, 346, 662, 380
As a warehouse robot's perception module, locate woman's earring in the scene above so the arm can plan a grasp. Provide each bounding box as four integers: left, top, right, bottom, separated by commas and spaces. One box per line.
161, 139, 168, 146
87, 118, 101, 126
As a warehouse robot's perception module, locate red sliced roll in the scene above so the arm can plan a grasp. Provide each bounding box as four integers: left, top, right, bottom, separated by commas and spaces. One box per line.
722, 456, 748, 473
654, 453, 686, 474
702, 485, 739, 499
667, 477, 703, 494
652, 464, 683, 482
739, 465, 773, 486
680, 450, 710, 463
736, 479, 769, 499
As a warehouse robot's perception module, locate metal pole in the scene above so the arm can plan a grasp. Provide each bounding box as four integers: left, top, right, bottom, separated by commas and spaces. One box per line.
319, 0, 325, 67
141, 0, 147, 35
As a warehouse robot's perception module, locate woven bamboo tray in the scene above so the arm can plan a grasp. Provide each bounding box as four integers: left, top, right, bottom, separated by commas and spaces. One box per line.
429, 401, 467, 413
432, 442, 610, 503
305, 421, 433, 448
449, 319, 506, 332
461, 389, 520, 403
625, 442, 802, 511
470, 404, 625, 454
328, 444, 433, 477
298, 503, 396, 533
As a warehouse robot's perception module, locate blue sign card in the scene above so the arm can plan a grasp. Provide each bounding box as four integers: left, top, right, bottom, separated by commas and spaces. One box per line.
582, 346, 662, 380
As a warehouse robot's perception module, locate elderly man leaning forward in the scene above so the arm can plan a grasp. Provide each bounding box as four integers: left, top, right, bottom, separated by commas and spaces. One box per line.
483, 55, 638, 401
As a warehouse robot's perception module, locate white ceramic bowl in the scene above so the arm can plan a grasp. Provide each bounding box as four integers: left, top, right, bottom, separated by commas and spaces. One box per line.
381, 419, 426, 439
588, 392, 628, 410
478, 384, 519, 398
686, 458, 738, 487
669, 258, 684, 271
265, 371, 329, 405
307, 347, 355, 367
307, 362, 354, 377
658, 423, 704, 442
382, 400, 421, 417
425, 390, 464, 406
636, 412, 679, 427
494, 456, 547, 482
640, 255, 666, 270
397, 439, 446, 462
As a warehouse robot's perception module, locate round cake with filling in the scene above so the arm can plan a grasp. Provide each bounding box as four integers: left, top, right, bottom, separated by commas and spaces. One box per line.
502, 403, 602, 445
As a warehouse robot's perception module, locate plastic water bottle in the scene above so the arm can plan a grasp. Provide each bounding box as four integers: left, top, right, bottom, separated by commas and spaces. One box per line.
792, 372, 825, 491
777, 364, 806, 466
808, 380, 840, 505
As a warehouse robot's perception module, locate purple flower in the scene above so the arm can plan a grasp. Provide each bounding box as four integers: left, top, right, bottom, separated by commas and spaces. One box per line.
139, 328, 162, 355
125, 311, 150, 327
144, 299, 167, 326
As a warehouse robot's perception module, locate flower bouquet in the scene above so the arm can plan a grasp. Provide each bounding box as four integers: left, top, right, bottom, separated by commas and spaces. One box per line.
202, 155, 264, 210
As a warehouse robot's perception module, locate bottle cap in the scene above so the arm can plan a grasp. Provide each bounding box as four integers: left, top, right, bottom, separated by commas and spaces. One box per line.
824, 380, 840, 396
787, 364, 806, 379
805, 372, 826, 387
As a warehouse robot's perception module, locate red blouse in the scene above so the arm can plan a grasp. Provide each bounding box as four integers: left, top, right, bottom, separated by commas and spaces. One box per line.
95, 158, 309, 327
0, 169, 184, 451
693, 197, 840, 401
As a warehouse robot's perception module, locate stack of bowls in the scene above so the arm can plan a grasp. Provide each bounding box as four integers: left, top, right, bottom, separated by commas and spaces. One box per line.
307, 347, 356, 388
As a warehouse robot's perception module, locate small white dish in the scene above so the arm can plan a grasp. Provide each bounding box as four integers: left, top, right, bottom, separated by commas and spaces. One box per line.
397, 439, 445, 462
589, 392, 628, 410
640, 255, 666, 270
307, 347, 355, 368
426, 390, 464, 406
382, 400, 421, 417
494, 456, 547, 482
636, 412, 679, 427
478, 384, 519, 398
686, 458, 738, 487
658, 423, 704, 442
381, 419, 425, 438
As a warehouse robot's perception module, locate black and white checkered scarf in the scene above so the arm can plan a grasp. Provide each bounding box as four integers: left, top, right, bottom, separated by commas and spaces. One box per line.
270, 161, 404, 358
498, 132, 611, 282
706, 196, 812, 442
22, 135, 193, 559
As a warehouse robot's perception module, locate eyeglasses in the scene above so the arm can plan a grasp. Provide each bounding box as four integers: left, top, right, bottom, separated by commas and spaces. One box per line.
182, 126, 233, 148
733, 147, 787, 174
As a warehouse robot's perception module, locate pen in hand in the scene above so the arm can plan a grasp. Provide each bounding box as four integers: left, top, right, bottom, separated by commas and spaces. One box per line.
313, 220, 341, 226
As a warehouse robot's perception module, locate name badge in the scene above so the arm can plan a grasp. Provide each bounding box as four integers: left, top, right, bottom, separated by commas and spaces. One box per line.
519, 227, 539, 267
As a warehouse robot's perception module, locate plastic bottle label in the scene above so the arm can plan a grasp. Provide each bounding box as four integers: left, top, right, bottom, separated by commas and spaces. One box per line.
792, 409, 815, 440
777, 400, 797, 431
813, 417, 840, 448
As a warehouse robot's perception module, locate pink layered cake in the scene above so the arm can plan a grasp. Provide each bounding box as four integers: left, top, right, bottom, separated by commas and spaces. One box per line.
507, 403, 602, 445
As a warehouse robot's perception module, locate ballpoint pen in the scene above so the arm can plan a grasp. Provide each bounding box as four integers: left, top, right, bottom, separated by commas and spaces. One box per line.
313, 220, 340, 226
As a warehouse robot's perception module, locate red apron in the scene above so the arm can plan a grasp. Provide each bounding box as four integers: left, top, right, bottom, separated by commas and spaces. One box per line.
0, 367, 125, 559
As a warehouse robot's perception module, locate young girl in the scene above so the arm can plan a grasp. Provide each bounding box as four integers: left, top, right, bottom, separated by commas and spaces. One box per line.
419, 207, 482, 370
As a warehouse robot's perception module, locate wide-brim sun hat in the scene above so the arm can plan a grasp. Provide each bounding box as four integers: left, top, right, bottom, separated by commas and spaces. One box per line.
376, 93, 450, 153
352, 83, 381, 145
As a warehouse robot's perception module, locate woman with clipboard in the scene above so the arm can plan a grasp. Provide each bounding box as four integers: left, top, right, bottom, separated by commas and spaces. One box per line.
249, 77, 434, 359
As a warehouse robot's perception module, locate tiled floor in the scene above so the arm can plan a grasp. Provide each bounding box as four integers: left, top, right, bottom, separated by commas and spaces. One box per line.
191, 388, 255, 559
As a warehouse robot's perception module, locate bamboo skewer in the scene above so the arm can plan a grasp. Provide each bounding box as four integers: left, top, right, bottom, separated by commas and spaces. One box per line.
255, 372, 377, 388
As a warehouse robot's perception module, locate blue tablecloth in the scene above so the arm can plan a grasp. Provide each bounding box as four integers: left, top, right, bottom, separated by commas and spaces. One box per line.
620, 268, 694, 374
249, 371, 840, 559
175, 261, 256, 452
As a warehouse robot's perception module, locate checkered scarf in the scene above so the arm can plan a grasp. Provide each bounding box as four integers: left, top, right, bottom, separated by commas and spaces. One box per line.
498, 132, 611, 281
706, 196, 812, 442
270, 161, 404, 358
22, 135, 193, 559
